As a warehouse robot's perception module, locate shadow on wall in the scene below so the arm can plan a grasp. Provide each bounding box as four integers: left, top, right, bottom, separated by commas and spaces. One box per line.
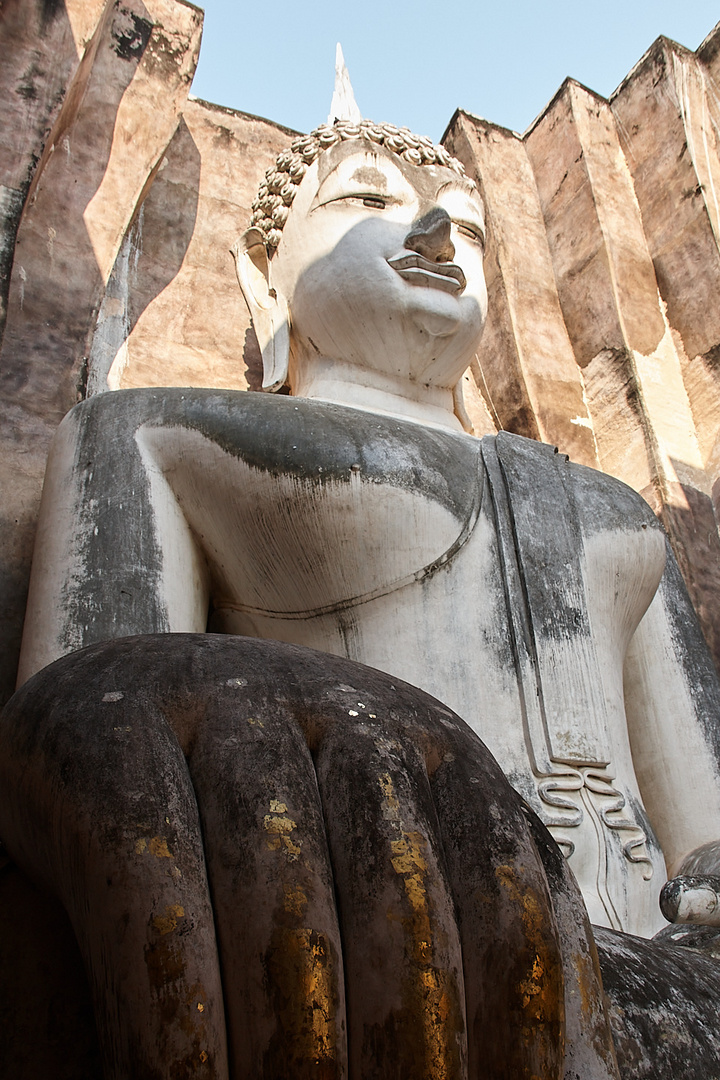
243, 322, 265, 391
87, 115, 201, 393
663, 472, 720, 676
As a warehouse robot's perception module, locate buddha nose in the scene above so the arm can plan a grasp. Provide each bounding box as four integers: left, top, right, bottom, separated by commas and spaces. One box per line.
404, 207, 455, 263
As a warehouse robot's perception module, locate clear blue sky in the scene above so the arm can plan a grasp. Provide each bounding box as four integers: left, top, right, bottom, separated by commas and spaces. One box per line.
189, 2, 719, 141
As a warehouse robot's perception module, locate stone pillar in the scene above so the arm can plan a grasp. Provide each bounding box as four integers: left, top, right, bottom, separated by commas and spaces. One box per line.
611, 35, 720, 366
443, 109, 599, 469
525, 79, 699, 504
0, 0, 105, 345
609, 35, 720, 669
698, 19, 720, 83
0, 0, 202, 703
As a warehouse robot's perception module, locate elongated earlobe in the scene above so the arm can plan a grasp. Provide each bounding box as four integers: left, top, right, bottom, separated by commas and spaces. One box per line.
232, 228, 291, 391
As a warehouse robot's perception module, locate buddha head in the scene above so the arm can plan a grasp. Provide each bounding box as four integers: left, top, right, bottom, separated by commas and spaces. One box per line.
234, 120, 487, 430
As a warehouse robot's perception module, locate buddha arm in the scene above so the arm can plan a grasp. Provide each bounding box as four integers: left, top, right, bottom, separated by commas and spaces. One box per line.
623, 543, 720, 876
17, 392, 209, 686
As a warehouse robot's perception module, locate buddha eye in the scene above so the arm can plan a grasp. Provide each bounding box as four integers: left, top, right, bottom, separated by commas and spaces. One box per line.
323, 193, 390, 211
454, 222, 484, 245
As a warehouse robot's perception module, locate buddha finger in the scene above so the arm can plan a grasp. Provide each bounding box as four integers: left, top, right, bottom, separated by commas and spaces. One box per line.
313, 700, 468, 1080
183, 667, 348, 1080
416, 711, 565, 1080
0, 637, 229, 1080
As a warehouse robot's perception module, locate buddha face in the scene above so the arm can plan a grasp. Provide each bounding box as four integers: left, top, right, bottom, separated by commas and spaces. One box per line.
270, 139, 488, 391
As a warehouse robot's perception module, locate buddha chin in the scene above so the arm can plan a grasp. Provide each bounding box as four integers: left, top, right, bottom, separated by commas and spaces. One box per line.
285, 236, 485, 406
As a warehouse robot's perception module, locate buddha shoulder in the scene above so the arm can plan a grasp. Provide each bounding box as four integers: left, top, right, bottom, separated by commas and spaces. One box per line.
59, 388, 480, 515
51, 390, 486, 615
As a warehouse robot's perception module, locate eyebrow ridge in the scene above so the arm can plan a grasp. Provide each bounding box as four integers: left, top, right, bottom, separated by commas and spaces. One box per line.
436, 178, 483, 203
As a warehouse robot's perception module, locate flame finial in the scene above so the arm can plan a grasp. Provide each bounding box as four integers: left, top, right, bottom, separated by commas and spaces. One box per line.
328, 43, 362, 124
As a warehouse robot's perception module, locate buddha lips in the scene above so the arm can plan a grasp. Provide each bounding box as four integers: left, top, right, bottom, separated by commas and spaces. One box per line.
386, 252, 467, 295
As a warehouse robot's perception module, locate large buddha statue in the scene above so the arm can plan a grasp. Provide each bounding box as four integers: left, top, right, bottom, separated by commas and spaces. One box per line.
4, 112, 720, 1078
17, 116, 720, 934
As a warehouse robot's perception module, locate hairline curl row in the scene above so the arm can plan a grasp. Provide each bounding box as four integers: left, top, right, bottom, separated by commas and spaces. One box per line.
251, 119, 472, 252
